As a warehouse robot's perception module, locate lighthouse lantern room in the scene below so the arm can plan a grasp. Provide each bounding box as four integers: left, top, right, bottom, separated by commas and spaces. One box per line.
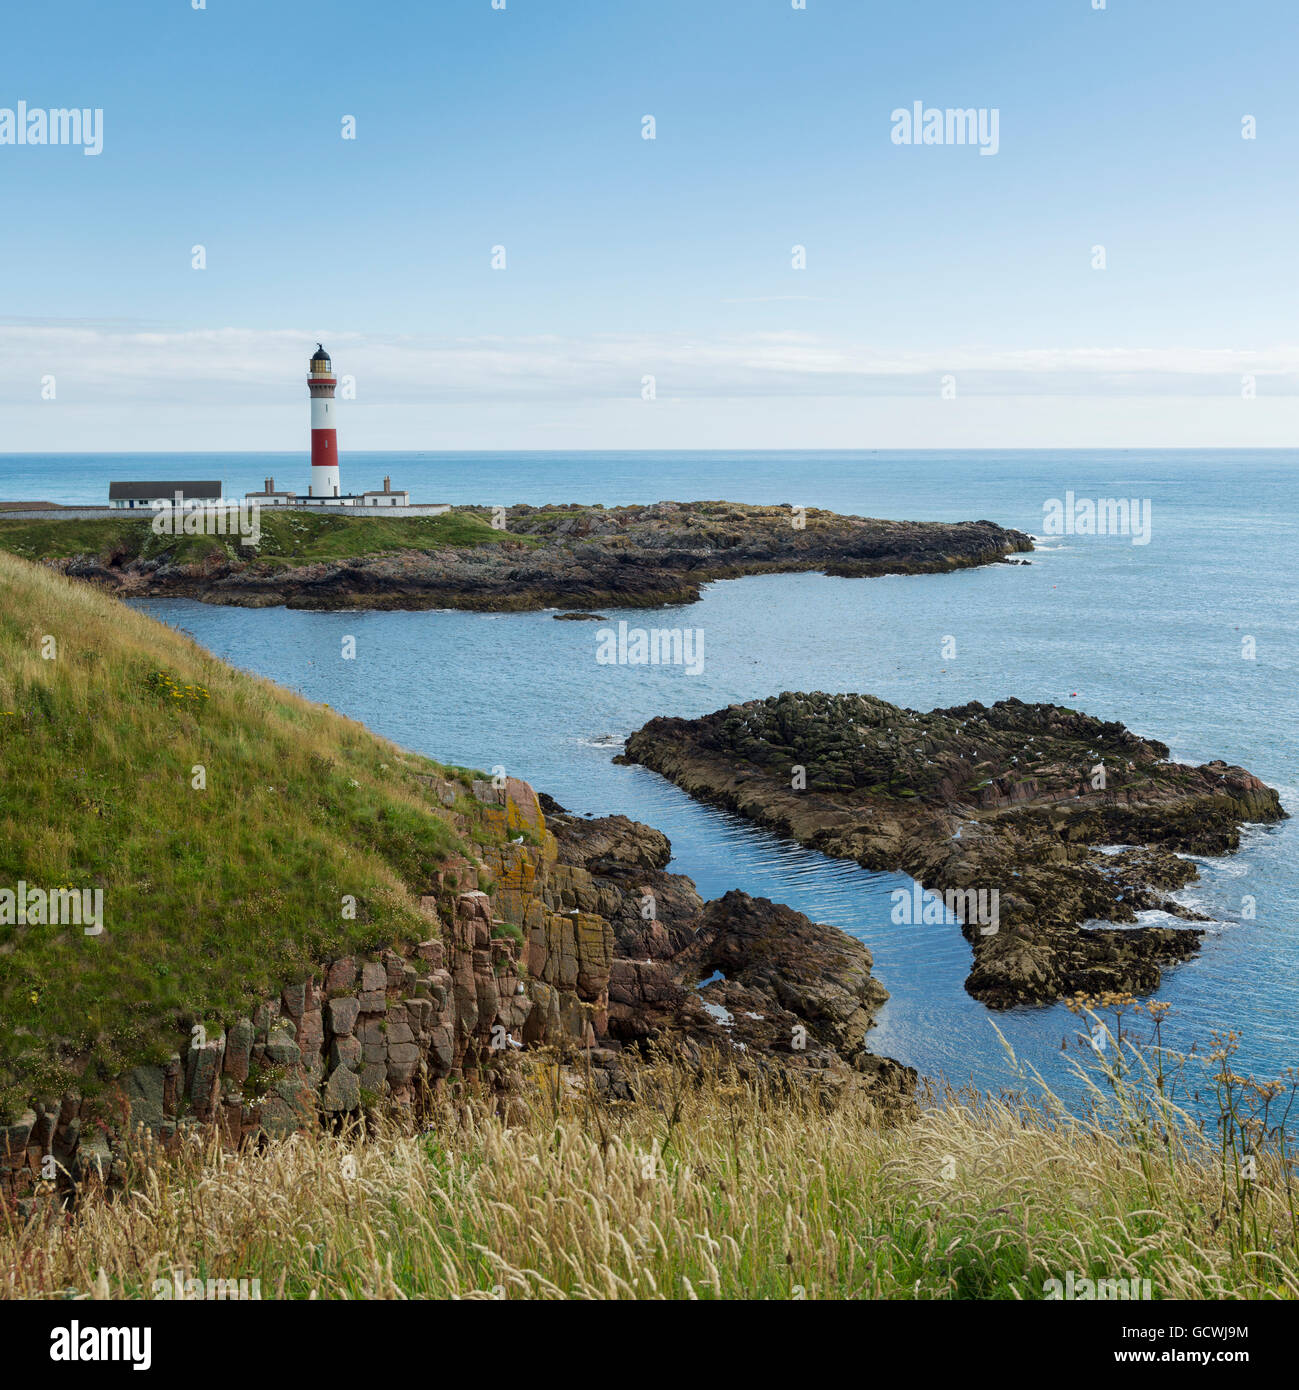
307, 343, 341, 498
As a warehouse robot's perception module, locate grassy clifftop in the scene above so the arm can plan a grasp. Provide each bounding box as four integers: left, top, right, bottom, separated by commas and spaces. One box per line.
0, 552, 493, 1113
0, 508, 507, 569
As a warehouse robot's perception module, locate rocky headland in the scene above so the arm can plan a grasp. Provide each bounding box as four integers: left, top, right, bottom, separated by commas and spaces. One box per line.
48, 501, 1032, 611
620, 693, 1286, 1008
2, 776, 912, 1202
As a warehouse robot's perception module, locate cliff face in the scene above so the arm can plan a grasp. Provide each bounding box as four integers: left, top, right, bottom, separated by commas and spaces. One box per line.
621, 693, 1287, 1009
1, 776, 910, 1202
48, 502, 1033, 611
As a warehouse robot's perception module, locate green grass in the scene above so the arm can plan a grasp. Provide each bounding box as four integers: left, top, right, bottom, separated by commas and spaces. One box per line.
245, 509, 518, 564
0, 517, 159, 562
0, 508, 522, 571
0, 551, 505, 1114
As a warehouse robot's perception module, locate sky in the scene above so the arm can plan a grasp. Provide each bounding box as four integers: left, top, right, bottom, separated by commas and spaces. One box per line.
2, 0, 1297, 451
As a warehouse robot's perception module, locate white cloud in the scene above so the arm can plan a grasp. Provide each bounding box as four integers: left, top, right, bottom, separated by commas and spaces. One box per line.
3, 323, 1298, 449
4, 323, 1299, 403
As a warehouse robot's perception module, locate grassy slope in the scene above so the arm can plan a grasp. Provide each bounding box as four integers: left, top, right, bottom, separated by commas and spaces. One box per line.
0, 508, 515, 569
0, 551, 496, 1113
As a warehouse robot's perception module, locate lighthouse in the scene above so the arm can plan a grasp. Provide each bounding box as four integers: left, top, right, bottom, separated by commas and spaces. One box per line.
307, 344, 340, 498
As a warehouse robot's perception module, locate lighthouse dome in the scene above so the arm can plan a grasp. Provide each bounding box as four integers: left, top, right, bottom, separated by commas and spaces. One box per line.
308, 344, 334, 380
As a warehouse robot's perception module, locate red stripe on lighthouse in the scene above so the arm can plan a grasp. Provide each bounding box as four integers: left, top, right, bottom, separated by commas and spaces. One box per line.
311, 431, 337, 468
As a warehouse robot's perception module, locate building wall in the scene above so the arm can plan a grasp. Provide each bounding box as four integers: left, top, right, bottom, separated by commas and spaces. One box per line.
110, 496, 222, 510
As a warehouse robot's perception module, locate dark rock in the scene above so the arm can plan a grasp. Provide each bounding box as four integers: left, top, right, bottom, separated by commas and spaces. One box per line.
122, 1066, 167, 1134
325, 957, 358, 993
281, 982, 309, 1019
223, 1020, 254, 1083
621, 692, 1285, 1008
322, 1067, 360, 1113
324, 996, 360, 1037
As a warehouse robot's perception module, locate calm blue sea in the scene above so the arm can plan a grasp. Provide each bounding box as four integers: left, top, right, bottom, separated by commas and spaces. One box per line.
6, 450, 1297, 1108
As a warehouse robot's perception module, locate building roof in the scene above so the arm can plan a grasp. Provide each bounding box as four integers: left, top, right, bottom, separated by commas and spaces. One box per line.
311, 344, 331, 363
108, 481, 223, 501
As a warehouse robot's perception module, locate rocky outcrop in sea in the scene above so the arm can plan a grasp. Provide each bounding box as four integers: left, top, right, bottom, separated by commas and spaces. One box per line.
620, 692, 1286, 1008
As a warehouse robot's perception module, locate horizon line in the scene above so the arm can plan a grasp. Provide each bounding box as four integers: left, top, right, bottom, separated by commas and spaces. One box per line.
3, 447, 1298, 458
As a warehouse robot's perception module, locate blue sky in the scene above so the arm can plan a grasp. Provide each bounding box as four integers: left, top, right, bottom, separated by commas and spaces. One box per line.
2, 0, 1297, 449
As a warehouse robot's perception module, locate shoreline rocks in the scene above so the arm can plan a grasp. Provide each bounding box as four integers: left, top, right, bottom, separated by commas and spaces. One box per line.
620, 692, 1286, 1009
49, 501, 1032, 612
546, 809, 912, 1100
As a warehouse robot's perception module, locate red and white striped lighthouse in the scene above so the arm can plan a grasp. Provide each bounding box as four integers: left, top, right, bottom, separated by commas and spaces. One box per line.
308, 344, 341, 498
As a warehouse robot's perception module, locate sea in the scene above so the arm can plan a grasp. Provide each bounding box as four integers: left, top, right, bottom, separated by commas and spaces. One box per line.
5, 450, 1296, 1114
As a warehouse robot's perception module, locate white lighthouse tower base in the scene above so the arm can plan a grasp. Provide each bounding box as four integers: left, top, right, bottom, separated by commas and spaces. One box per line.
308, 394, 340, 497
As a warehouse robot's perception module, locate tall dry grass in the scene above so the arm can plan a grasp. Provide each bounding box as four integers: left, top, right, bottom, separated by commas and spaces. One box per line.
4, 1019, 1296, 1301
